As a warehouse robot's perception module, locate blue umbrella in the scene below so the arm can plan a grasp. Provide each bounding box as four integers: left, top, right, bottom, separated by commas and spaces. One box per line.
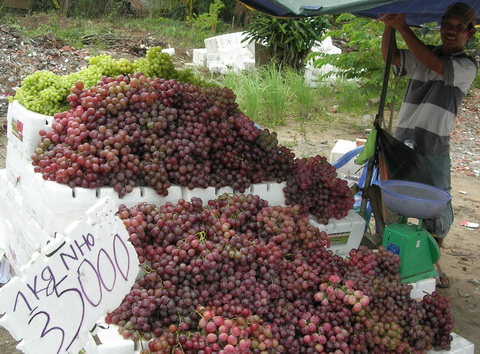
239, 0, 480, 26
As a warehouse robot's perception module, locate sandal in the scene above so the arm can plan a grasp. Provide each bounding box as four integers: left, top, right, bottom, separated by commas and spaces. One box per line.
436, 272, 450, 288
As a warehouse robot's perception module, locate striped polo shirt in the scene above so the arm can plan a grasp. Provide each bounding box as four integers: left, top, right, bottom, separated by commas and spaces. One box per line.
393, 46, 478, 156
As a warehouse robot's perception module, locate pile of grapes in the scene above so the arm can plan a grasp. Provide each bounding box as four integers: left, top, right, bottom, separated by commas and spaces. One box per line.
13, 47, 206, 116
31, 74, 295, 197
29, 68, 354, 222
284, 155, 354, 224
107, 194, 454, 353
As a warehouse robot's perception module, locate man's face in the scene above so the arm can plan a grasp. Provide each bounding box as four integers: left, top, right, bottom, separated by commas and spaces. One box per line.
440, 16, 476, 53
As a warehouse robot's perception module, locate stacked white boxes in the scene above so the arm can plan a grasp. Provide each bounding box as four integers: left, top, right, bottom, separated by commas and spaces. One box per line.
193, 32, 256, 73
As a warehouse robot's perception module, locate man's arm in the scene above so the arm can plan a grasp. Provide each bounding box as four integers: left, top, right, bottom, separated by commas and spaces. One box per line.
381, 14, 444, 75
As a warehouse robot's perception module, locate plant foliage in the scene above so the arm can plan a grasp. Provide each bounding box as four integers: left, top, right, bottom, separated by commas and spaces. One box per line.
242, 13, 330, 71
308, 14, 410, 126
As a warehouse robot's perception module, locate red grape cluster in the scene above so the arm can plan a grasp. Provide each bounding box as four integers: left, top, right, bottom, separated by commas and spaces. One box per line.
284, 155, 355, 224
31, 74, 295, 196
105, 195, 454, 353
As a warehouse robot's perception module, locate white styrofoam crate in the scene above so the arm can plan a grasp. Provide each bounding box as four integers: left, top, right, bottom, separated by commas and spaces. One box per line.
207, 61, 228, 74
408, 277, 436, 300
329, 139, 361, 178
206, 52, 221, 62
0, 170, 52, 275
5, 140, 32, 183
428, 333, 475, 354
204, 37, 218, 53
310, 209, 366, 256
6, 100, 53, 160
84, 324, 148, 354
161, 47, 175, 56
249, 182, 287, 206
193, 48, 207, 66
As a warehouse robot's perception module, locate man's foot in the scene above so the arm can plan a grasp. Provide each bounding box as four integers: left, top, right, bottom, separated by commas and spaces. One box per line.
436, 272, 450, 288
436, 237, 444, 248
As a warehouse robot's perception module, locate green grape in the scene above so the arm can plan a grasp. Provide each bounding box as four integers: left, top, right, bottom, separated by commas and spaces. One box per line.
14, 46, 214, 115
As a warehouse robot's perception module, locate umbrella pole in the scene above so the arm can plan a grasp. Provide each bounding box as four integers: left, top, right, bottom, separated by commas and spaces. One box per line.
360, 28, 395, 247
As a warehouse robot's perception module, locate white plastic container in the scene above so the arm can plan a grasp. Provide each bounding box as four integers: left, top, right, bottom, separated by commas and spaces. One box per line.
193, 48, 207, 67
0, 169, 52, 275
6, 100, 53, 161
83, 324, 148, 354
309, 209, 366, 256
408, 277, 436, 300
427, 333, 475, 354
329, 139, 361, 178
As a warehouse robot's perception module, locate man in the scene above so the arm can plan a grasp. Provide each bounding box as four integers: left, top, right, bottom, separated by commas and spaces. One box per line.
381, 2, 478, 288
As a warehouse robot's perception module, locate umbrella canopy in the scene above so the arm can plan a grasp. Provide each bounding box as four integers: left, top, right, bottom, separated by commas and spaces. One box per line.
240, 0, 480, 26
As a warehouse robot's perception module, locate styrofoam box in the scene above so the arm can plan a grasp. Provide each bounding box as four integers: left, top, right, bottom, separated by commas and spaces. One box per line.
309, 209, 366, 256
329, 139, 362, 178
81, 321, 474, 354
193, 48, 207, 66
204, 37, 218, 53
249, 182, 287, 206
0, 170, 52, 275
408, 277, 436, 300
7, 100, 53, 161
428, 333, 475, 354
83, 324, 148, 354
15, 169, 183, 237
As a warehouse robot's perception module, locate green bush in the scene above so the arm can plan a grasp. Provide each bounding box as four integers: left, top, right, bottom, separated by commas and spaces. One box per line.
243, 13, 330, 71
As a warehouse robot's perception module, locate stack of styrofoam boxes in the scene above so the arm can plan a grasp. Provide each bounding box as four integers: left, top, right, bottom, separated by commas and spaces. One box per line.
0, 169, 51, 274
193, 32, 256, 74
3, 101, 181, 274
304, 36, 342, 87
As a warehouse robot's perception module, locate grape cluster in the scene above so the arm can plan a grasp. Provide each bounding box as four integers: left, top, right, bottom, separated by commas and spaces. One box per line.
31, 74, 295, 195
13, 47, 208, 115
284, 155, 355, 224
105, 195, 454, 353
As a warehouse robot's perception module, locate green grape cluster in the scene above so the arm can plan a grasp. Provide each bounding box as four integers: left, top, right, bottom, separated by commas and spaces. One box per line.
87, 54, 134, 78
14, 46, 212, 115
133, 47, 176, 79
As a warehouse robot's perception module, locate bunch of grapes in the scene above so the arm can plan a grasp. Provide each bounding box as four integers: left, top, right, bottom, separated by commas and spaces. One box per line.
105, 195, 454, 353
133, 46, 176, 81
13, 46, 208, 115
284, 154, 355, 224
31, 74, 296, 196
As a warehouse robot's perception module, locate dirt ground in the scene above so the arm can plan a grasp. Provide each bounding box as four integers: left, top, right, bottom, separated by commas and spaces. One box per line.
0, 15, 479, 353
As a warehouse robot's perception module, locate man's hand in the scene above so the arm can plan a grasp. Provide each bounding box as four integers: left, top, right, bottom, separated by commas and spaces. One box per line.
380, 13, 409, 33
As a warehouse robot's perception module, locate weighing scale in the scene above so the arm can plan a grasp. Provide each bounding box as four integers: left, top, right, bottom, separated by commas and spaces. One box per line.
379, 180, 451, 283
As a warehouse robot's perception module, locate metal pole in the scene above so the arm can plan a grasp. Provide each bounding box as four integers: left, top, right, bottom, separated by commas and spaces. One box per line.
360, 28, 396, 238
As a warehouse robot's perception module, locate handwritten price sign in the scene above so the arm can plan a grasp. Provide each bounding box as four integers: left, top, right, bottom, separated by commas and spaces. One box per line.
0, 197, 138, 354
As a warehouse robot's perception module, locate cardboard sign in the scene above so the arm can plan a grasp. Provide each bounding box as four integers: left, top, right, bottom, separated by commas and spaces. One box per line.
0, 197, 138, 354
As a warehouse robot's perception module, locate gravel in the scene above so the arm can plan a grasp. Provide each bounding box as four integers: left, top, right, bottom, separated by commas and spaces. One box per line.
0, 24, 478, 178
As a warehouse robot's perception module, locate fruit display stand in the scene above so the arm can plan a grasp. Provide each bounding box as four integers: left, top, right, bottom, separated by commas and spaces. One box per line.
1, 101, 475, 354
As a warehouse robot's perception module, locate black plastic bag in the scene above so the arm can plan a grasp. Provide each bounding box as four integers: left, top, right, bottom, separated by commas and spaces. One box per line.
376, 127, 434, 185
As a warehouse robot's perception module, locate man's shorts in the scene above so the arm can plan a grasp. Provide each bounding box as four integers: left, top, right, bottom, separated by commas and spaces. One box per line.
421, 155, 453, 238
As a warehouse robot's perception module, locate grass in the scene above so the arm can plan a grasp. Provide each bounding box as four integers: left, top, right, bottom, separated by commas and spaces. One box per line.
5, 12, 223, 51
216, 62, 376, 132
